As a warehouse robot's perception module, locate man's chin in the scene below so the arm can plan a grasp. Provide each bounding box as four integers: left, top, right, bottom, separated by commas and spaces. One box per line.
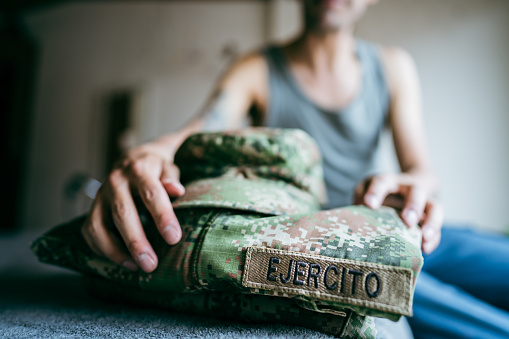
312, 17, 349, 33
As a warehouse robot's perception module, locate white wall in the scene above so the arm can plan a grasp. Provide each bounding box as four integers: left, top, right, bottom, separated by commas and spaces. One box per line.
22, 2, 266, 230
356, 0, 509, 232
22, 0, 509, 233
268, 0, 509, 232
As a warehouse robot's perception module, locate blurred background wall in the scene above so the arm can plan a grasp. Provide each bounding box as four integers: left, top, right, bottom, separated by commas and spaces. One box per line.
8, 0, 509, 232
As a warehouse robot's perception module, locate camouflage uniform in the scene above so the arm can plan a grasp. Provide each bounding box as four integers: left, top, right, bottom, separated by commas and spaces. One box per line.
32, 128, 423, 338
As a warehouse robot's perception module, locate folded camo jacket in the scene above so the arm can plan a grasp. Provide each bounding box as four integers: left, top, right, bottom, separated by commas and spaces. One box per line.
32, 128, 424, 338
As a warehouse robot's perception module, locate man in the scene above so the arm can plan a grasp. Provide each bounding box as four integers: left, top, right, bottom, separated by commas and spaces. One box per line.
81, 0, 509, 338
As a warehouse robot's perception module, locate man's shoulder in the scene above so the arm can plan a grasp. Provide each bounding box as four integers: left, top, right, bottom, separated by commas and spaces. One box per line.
218, 49, 268, 93
220, 48, 270, 113
229, 49, 267, 74
378, 45, 414, 68
376, 44, 418, 95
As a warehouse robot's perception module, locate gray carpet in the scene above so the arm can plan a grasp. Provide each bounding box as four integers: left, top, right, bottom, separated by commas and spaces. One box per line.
0, 230, 333, 338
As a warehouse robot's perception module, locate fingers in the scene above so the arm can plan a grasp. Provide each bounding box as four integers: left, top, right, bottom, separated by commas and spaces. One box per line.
81, 191, 139, 271
161, 162, 185, 197
108, 170, 159, 272
136, 176, 181, 245
401, 186, 427, 228
82, 168, 159, 273
130, 159, 183, 246
420, 200, 444, 254
353, 177, 405, 210
81, 151, 186, 273
355, 174, 443, 254
362, 174, 399, 209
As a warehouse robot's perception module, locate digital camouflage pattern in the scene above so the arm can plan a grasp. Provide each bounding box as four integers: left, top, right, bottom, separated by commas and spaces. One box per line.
173, 128, 327, 214
32, 128, 423, 338
174, 128, 327, 206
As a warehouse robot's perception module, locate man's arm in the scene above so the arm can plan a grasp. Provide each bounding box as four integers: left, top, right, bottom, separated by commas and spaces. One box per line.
355, 47, 443, 254
81, 53, 267, 273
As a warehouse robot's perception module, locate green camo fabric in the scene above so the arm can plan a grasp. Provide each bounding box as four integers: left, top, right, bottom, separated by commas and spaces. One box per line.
32, 128, 423, 338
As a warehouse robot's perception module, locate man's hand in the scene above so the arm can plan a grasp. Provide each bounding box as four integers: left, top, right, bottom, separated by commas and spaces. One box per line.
354, 173, 443, 254
81, 143, 185, 273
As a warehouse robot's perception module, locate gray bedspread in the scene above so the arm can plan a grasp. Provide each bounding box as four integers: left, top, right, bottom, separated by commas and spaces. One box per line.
0, 230, 333, 338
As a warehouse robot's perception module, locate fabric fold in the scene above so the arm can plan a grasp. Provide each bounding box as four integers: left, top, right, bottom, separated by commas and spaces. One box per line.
31, 128, 423, 337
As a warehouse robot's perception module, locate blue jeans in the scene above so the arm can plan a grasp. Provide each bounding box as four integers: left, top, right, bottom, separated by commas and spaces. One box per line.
407, 227, 509, 339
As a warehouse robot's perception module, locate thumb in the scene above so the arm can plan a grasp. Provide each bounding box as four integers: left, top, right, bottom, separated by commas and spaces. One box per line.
161, 162, 185, 197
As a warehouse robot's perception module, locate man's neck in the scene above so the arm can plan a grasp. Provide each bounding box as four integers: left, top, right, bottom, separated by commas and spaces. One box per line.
291, 29, 357, 74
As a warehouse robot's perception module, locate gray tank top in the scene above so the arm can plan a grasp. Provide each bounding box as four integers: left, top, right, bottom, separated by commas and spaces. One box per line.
263, 40, 390, 209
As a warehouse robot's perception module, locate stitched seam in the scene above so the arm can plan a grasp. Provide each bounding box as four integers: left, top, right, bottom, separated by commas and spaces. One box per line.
190, 211, 221, 288
246, 247, 414, 273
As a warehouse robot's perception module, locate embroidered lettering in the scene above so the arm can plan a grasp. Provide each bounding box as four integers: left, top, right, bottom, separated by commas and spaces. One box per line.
340, 267, 346, 293
293, 261, 308, 286
280, 259, 294, 283
365, 272, 381, 298
245, 247, 414, 316
307, 263, 321, 288
266, 257, 280, 282
324, 264, 338, 290
348, 270, 363, 295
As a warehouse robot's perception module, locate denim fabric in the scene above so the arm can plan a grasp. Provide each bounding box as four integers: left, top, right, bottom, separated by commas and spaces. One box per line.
408, 227, 509, 339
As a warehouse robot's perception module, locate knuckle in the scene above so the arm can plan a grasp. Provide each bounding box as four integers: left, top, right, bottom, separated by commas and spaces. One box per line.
107, 169, 124, 186
370, 175, 389, 189
410, 186, 426, 199
129, 159, 147, 177
407, 190, 426, 207
112, 202, 130, 221
156, 213, 173, 228
368, 184, 384, 195
126, 239, 145, 256
142, 185, 159, 203
377, 173, 392, 183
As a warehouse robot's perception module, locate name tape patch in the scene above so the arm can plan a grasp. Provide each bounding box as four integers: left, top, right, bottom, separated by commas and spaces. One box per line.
242, 247, 413, 316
